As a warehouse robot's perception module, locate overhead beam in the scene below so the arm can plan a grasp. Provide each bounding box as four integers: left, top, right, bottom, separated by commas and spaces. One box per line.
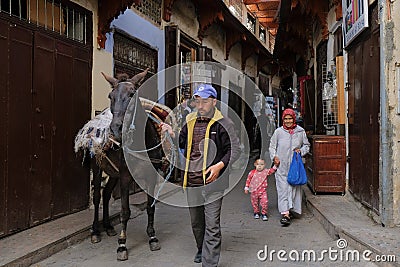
258, 17, 276, 23
244, 0, 280, 4
250, 10, 277, 17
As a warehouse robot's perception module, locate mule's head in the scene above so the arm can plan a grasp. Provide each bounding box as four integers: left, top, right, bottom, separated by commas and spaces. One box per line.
102, 69, 148, 142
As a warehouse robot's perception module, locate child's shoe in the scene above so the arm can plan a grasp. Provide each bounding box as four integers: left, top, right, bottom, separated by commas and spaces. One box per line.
254, 213, 260, 219
261, 214, 268, 221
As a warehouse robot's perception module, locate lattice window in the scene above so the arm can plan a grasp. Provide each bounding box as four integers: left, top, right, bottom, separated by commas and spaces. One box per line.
113, 31, 158, 76
225, 0, 242, 21
0, 0, 89, 44
133, 0, 161, 25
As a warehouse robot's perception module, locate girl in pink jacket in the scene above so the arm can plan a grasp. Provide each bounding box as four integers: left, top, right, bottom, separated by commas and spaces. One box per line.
244, 159, 278, 221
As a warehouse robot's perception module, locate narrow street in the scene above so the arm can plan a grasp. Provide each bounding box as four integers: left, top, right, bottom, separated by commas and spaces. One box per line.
32, 161, 377, 267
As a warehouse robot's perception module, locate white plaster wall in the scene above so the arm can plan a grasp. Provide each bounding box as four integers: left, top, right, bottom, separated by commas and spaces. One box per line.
170, 0, 200, 41
71, 0, 113, 117
223, 43, 242, 72
245, 55, 257, 77
202, 24, 226, 63
387, 0, 400, 225
92, 50, 114, 115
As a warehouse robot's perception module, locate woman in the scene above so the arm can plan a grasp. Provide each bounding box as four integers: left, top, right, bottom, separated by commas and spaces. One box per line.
269, 108, 310, 226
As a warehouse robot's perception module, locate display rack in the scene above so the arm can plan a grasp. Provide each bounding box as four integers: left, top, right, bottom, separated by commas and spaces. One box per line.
321, 64, 338, 131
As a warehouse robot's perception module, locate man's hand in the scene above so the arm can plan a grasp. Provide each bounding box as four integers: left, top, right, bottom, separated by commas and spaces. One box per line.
205, 161, 225, 184
160, 122, 175, 138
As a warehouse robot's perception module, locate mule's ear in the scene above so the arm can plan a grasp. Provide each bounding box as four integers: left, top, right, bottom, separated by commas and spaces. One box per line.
130, 68, 149, 85
101, 72, 118, 88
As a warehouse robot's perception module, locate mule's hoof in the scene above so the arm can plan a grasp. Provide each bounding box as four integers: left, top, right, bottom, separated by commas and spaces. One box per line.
91, 234, 101, 243
117, 248, 128, 261
106, 227, 117, 236
149, 238, 161, 251
149, 242, 161, 251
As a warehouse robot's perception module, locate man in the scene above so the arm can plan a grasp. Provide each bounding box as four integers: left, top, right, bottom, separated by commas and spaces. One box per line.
161, 84, 240, 266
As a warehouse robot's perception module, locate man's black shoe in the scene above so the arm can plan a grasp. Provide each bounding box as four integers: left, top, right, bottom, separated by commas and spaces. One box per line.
194, 250, 202, 263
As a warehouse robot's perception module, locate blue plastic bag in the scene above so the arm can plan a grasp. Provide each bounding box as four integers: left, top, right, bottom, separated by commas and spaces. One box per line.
287, 152, 307, 186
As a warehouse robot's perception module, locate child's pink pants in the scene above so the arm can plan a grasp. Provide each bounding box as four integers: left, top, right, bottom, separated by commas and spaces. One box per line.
251, 188, 268, 215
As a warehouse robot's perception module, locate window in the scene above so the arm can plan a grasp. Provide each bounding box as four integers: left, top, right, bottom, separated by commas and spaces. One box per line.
259, 26, 266, 43
113, 31, 158, 100
246, 13, 255, 33
0, 0, 88, 44
114, 31, 158, 76
179, 37, 196, 100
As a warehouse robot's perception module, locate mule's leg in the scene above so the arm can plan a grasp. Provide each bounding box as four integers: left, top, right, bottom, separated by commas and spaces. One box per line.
117, 166, 131, 261
91, 161, 102, 243
102, 176, 118, 236
147, 194, 161, 251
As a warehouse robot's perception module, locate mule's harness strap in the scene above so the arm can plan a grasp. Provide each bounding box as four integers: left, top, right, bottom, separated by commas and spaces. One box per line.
104, 154, 119, 172
111, 94, 177, 206
129, 91, 139, 131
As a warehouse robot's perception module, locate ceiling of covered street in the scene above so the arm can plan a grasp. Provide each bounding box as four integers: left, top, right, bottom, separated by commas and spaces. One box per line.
243, 0, 281, 35
98, 0, 334, 76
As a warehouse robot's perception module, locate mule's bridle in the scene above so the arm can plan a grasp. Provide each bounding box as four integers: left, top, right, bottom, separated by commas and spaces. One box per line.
109, 90, 177, 206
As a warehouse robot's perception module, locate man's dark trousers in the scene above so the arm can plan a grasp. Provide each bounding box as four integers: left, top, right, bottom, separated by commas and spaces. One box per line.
188, 190, 224, 267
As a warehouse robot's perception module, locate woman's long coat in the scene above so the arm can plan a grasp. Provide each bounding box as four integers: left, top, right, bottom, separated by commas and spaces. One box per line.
269, 126, 310, 214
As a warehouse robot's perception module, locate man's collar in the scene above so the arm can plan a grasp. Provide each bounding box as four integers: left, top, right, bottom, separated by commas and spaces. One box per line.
196, 116, 211, 122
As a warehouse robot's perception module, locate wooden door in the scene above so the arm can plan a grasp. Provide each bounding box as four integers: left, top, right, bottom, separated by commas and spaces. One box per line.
164, 25, 178, 108
0, 19, 6, 236
1, 20, 33, 235
348, 29, 380, 213
0, 13, 91, 237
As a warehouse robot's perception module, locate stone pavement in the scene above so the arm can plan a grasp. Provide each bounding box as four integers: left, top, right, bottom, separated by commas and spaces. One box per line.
304, 188, 400, 267
0, 152, 399, 267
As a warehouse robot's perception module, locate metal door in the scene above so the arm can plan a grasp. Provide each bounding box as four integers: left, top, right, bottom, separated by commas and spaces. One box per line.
348, 29, 380, 213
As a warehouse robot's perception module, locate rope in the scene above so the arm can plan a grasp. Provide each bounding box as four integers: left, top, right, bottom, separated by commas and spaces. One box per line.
145, 112, 177, 206
124, 109, 177, 206
129, 92, 139, 131
151, 130, 176, 207
123, 134, 167, 154
105, 96, 177, 206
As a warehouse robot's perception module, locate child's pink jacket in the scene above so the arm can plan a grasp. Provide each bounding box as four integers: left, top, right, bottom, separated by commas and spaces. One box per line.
245, 166, 277, 192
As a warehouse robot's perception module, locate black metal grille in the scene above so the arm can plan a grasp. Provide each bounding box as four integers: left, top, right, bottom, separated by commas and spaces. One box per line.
113, 31, 158, 76
0, 0, 88, 44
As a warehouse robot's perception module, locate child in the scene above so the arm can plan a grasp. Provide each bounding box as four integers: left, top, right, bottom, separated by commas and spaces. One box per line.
244, 159, 278, 221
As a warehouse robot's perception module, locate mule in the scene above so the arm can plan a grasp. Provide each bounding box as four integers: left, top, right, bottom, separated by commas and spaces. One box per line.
91, 69, 165, 261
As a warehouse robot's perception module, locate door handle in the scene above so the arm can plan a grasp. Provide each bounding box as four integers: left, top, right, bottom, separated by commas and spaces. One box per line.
39, 124, 46, 140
